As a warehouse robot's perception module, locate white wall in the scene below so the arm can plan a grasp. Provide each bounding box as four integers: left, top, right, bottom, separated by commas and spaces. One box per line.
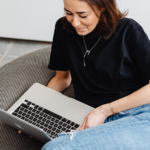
0, 0, 64, 42
0, 0, 149, 42
117, 0, 150, 38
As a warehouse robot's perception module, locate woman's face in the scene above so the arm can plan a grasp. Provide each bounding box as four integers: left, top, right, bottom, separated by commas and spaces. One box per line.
64, 0, 100, 36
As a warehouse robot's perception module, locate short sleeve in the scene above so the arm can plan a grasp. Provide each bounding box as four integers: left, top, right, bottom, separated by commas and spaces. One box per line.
48, 18, 69, 71
128, 27, 150, 85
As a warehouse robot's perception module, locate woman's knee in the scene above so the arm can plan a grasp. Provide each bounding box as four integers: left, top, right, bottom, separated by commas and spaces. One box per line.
41, 135, 69, 150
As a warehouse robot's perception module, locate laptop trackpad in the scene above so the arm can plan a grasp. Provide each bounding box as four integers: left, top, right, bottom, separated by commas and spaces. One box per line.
39, 95, 76, 116
24, 84, 76, 116
7, 83, 76, 116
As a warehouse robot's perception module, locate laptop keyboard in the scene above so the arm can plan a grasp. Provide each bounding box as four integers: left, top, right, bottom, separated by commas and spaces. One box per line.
12, 100, 80, 139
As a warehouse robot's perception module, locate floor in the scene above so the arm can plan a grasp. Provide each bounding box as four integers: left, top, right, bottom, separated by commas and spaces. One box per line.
0, 38, 52, 68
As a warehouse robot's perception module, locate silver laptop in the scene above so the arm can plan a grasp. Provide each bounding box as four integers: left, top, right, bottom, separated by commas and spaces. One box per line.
0, 83, 94, 143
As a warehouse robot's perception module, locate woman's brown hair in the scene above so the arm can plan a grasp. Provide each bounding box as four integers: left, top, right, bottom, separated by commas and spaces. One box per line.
62, 0, 128, 39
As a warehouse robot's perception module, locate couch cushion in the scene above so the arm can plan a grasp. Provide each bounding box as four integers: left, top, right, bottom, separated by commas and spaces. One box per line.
0, 46, 75, 150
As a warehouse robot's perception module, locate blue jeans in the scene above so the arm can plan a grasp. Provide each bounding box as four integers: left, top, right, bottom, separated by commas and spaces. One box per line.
42, 103, 150, 150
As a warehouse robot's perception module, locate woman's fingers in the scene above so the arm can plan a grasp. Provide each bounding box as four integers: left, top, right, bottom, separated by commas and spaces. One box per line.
79, 118, 87, 131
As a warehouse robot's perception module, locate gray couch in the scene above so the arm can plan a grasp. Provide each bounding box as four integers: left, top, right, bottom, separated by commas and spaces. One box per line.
0, 46, 75, 150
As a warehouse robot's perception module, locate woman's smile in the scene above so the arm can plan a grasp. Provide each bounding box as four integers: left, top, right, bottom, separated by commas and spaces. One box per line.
76, 27, 86, 31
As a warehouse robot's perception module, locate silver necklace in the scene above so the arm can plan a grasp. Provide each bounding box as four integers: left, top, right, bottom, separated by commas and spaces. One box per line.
83, 35, 101, 66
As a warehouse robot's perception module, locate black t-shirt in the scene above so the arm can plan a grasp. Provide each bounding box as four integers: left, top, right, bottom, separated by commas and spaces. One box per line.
48, 17, 150, 108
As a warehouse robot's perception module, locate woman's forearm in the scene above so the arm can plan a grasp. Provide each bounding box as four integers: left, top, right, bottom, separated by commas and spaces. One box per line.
47, 76, 71, 93
103, 82, 150, 117
109, 83, 150, 115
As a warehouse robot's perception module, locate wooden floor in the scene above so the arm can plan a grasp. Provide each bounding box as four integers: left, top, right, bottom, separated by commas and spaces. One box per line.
0, 38, 52, 67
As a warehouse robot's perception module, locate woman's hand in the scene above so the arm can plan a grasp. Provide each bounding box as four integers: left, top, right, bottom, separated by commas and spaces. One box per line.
79, 104, 113, 131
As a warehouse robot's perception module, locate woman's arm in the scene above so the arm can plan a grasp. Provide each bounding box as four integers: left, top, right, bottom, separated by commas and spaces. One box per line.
47, 70, 72, 93
106, 81, 150, 116
79, 81, 150, 131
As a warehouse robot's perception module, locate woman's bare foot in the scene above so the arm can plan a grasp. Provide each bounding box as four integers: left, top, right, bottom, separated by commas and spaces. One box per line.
18, 130, 22, 134
18, 131, 32, 138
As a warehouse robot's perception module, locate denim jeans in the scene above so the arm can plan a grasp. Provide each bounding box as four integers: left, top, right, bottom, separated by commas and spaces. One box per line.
42, 103, 150, 150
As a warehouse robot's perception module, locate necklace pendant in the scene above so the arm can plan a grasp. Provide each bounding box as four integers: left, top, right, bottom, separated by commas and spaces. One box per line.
87, 50, 90, 55
83, 56, 86, 67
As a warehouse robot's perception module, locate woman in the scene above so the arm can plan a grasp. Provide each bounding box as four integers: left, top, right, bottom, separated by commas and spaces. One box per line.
42, 0, 150, 149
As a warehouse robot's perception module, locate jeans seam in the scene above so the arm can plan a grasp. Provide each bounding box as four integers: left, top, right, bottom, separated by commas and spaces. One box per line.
143, 113, 150, 122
